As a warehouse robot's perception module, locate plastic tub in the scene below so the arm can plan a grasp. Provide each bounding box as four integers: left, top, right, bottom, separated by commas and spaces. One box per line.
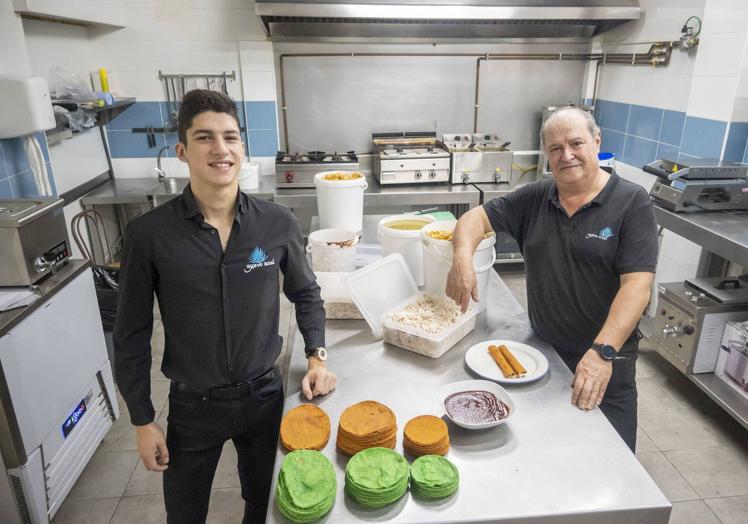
421, 220, 496, 312
377, 214, 436, 286
382, 292, 477, 359
314, 171, 368, 233
316, 271, 363, 319
306, 228, 359, 272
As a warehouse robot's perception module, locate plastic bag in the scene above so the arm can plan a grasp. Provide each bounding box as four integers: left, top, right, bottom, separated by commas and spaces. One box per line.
48, 66, 94, 101
52, 105, 95, 132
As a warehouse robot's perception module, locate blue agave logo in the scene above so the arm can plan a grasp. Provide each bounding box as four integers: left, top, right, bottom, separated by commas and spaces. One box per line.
599, 227, 614, 240
248, 247, 268, 264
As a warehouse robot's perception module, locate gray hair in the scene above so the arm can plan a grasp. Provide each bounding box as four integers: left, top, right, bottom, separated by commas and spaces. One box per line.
540, 106, 600, 148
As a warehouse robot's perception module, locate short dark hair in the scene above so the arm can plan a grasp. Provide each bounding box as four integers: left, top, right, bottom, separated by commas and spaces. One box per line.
177, 89, 240, 145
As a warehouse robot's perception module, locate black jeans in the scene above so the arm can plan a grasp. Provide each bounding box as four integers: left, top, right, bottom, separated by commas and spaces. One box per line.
163, 369, 284, 524
557, 349, 638, 452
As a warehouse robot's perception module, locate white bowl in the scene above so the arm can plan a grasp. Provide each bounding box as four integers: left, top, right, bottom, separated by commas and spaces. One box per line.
437, 379, 515, 430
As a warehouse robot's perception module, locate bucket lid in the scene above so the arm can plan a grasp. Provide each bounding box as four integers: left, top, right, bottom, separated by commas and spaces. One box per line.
345, 254, 418, 339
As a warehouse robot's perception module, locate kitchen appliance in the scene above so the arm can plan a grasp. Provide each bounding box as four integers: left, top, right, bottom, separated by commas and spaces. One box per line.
1, 269, 118, 522
536, 104, 594, 179
0, 75, 55, 139
645, 158, 748, 212
442, 133, 513, 184
0, 198, 70, 286
372, 132, 451, 185
275, 150, 359, 188
651, 278, 748, 375
716, 320, 748, 399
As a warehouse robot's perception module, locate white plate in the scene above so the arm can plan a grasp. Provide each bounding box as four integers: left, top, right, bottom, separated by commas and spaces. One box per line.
437, 380, 515, 429
465, 340, 549, 384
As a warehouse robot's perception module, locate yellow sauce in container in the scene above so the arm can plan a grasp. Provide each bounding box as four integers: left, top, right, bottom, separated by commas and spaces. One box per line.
322, 172, 364, 181
385, 219, 431, 231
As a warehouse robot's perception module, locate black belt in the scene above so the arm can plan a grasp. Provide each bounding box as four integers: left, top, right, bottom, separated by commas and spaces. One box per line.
172, 367, 276, 400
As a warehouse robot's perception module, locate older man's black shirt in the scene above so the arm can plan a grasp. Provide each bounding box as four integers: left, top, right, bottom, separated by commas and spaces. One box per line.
114, 185, 324, 425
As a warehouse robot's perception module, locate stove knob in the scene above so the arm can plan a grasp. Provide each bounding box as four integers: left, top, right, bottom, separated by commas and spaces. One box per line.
691, 296, 699, 302
285, 171, 294, 183
33, 256, 51, 274
415, 171, 422, 179
682, 324, 695, 335
662, 325, 678, 336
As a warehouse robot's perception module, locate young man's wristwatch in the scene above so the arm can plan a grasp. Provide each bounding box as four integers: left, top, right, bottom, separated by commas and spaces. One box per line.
591, 342, 625, 361
305, 347, 328, 362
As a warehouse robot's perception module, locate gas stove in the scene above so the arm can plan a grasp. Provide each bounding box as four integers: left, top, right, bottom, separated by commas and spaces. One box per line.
275, 150, 359, 188
372, 132, 451, 185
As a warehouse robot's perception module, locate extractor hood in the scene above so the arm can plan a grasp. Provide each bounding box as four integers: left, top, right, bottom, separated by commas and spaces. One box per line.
254, 0, 641, 40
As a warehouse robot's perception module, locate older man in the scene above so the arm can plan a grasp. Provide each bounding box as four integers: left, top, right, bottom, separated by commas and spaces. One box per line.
446, 107, 658, 451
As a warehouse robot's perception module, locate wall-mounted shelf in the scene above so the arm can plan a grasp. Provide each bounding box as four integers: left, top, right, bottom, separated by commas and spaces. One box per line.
15, 0, 127, 28
51, 97, 136, 127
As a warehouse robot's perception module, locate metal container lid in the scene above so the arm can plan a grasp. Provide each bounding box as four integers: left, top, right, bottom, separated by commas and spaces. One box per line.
0, 198, 65, 228
686, 277, 748, 305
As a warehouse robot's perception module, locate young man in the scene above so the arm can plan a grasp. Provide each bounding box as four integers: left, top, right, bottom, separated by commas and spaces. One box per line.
114, 89, 336, 523
446, 107, 657, 452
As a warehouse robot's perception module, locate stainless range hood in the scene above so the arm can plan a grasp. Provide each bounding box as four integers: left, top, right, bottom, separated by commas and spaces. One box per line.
254, 0, 641, 40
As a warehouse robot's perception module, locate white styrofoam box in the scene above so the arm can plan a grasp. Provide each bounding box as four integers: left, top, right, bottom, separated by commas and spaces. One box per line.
0, 75, 55, 137
702, 0, 748, 35
152, 40, 240, 74
686, 75, 739, 121
107, 71, 164, 101
693, 32, 747, 78
49, 128, 109, 193
241, 71, 277, 101
239, 41, 276, 72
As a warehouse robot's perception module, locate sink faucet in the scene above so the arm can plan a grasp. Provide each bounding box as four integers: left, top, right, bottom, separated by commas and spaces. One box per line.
155, 146, 170, 180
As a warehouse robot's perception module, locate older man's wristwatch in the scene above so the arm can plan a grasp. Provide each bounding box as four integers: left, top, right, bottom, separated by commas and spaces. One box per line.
591, 342, 623, 361
305, 347, 328, 362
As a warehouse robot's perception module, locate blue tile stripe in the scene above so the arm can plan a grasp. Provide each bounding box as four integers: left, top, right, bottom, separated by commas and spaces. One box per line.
594, 99, 742, 166
106, 100, 278, 159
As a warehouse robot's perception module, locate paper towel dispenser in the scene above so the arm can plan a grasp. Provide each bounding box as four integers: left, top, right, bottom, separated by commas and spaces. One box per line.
0, 75, 56, 139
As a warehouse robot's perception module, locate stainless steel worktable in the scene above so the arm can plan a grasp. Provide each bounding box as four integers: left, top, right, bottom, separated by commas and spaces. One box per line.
274, 176, 480, 209
268, 273, 670, 524
653, 205, 748, 268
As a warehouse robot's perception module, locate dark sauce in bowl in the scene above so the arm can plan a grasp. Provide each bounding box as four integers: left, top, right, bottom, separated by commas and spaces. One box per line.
444, 390, 510, 425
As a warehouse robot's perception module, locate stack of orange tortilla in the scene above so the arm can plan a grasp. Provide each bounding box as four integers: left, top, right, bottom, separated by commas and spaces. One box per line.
336, 401, 397, 455
280, 405, 331, 452
403, 415, 450, 457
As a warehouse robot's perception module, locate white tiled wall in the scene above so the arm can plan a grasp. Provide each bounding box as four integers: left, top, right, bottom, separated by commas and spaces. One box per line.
0, 0, 30, 76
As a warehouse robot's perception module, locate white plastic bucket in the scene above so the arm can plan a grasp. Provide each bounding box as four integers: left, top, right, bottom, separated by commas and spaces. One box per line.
238, 161, 260, 190
306, 228, 360, 272
314, 171, 368, 233
421, 220, 497, 312
377, 214, 436, 286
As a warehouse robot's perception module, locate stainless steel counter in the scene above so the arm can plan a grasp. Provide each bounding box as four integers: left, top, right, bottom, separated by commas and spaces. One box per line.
0, 259, 91, 337
273, 176, 480, 209
653, 206, 748, 268
268, 273, 670, 523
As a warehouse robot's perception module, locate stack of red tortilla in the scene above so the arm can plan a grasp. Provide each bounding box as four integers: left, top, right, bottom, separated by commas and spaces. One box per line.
280, 405, 331, 451
403, 415, 450, 457
336, 401, 397, 455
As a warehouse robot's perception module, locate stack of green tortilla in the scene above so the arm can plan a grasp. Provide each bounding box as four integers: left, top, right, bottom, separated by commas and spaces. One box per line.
275, 450, 336, 522
345, 447, 410, 508
410, 455, 459, 499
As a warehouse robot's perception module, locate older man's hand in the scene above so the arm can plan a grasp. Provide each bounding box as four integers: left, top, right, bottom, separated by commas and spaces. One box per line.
571, 349, 612, 410
301, 359, 337, 400
446, 256, 478, 313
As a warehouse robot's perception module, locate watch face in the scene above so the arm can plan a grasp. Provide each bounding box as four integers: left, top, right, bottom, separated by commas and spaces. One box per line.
600, 344, 617, 360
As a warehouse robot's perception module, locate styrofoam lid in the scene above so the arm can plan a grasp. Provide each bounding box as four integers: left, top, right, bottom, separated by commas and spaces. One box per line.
345, 253, 418, 338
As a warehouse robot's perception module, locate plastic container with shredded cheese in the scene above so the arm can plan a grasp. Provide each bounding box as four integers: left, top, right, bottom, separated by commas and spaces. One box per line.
345, 254, 476, 358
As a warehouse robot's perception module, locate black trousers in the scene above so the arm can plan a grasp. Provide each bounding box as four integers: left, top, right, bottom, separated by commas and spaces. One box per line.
557, 349, 638, 452
163, 370, 284, 524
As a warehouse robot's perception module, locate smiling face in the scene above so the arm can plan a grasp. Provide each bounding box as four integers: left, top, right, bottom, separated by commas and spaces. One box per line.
175, 111, 244, 190
543, 110, 601, 190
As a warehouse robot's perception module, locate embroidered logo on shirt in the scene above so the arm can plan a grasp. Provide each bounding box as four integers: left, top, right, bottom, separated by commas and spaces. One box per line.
585, 226, 615, 241
244, 247, 276, 273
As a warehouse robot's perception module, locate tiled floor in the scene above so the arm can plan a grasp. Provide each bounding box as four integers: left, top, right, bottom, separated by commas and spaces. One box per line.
52, 273, 748, 524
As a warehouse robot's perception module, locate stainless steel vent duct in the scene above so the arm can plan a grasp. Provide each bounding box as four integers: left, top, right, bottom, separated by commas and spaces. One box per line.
255, 1, 641, 40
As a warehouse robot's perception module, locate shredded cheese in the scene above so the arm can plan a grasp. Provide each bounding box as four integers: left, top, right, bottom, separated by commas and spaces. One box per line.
388, 295, 463, 335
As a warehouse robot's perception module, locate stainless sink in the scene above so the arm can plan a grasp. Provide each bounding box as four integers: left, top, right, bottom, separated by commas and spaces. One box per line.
151, 177, 189, 206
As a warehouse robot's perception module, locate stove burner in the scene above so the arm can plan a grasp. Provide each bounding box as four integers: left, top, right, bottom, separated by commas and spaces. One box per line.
276, 150, 358, 165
